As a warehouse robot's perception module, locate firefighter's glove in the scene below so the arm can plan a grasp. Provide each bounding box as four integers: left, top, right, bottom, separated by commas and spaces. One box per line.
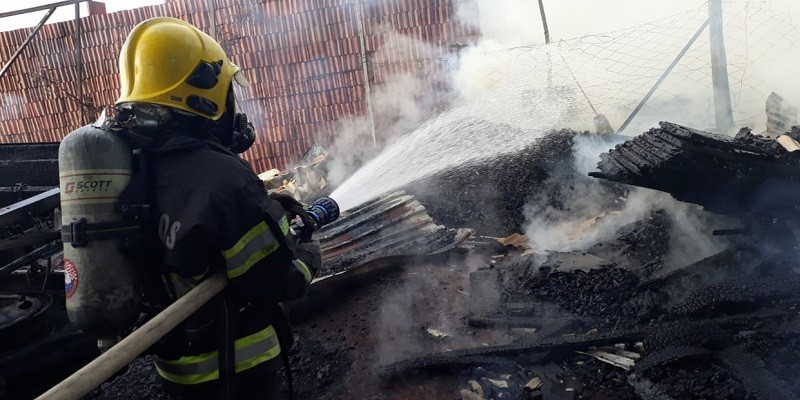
295, 240, 322, 278
268, 190, 304, 215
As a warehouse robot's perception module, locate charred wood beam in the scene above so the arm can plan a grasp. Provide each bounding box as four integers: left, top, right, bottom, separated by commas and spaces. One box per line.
627, 374, 677, 400
380, 311, 791, 382
592, 122, 800, 219
378, 330, 648, 382
669, 276, 800, 316
633, 346, 711, 373
0, 188, 60, 227
719, 347, 799, 400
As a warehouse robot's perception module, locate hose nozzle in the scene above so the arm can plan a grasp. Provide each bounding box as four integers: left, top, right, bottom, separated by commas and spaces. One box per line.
306, 197, 339, 229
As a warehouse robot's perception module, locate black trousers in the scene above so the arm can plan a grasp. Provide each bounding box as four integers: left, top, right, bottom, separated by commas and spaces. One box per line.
162, 365, 286, 400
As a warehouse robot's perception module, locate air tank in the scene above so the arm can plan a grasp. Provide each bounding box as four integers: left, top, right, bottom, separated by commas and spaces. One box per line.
58, 125, 141, 342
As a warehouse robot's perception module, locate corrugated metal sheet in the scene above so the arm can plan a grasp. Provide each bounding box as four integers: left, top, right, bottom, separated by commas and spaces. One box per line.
0, 0, 479, 172
315, 191, 472, 276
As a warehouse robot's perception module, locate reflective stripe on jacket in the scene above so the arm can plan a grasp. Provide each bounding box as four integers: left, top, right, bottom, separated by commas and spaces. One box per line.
154, 325, 282, 385
221, 215, 313, 283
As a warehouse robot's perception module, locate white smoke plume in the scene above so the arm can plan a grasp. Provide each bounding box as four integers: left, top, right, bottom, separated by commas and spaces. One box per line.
524, 134, 731, 268
1, 93, 26, 119
324, 30, 457, 189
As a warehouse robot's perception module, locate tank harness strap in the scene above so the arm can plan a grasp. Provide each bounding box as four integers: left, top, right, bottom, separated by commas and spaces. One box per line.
60, 218, 140, 248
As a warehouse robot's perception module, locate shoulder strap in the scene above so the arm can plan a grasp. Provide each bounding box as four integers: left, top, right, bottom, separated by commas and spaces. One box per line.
121, 150, 171, 307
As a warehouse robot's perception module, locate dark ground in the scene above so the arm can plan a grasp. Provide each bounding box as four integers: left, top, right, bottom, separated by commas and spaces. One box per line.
86, 252, 499, 400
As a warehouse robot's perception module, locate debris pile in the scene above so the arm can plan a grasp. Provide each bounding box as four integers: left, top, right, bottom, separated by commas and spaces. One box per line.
315, 191, 472, 276
590, 121, 800, 219
371, 125, 800, 400
405, 129, 627, 235
8, 123, 800, 400
260, 143, 331, 204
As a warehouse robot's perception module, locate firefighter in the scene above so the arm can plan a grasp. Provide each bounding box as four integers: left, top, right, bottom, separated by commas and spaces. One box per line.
114, 17, 321, 399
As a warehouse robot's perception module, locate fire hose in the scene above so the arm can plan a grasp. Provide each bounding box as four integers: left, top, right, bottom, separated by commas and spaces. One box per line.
35, 272, 228, 400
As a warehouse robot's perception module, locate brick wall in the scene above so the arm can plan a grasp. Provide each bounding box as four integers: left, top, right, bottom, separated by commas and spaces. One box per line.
0, 0, 478, 172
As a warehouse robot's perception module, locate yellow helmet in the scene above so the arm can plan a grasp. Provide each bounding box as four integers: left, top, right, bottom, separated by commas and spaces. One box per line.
116, 17, 249, 120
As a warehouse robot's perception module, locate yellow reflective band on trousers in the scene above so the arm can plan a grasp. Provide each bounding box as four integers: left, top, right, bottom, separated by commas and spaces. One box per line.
222, 221, 280, 278
154, 325, 281, 385
278, 215, 290, 236
294, 259, 312, 283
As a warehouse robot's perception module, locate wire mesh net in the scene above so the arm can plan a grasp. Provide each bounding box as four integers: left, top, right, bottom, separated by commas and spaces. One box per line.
470, 1, 800, 134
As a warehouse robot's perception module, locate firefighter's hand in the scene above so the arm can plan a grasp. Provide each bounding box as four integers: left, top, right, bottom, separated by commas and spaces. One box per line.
268, 190, 303, 214
295, 240, 322, 278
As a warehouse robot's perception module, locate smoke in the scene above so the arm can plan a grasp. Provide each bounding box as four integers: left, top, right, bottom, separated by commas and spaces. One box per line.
330, 18, 590, 210
1, 93, 26, 119
328, 0, 590, 206
527, 186, 730, 267
458, 0, 541, 48
323, 116, 379, 189
524, 134, 730, 268
372, 257, 511, 368
324, 30, 457, 189
374, 271, 429, 365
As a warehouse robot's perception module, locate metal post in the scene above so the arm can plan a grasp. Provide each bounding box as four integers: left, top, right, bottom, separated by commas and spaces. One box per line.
709, 0, 734, 133
74, 2, 86, 123
206, 0, 216, 39
0, 0, 83, 19
354, 0, 377, 146
537, 0, 551, 44
559, 51, 598, 116
617, 19, 710, 134
0, 8, 57, 81
538, 0, 553, 87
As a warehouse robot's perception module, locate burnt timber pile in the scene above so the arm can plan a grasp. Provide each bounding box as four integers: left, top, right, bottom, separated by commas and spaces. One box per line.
590, 121, 800, 219
405, 128, 628, 235
374, 125, 800, 400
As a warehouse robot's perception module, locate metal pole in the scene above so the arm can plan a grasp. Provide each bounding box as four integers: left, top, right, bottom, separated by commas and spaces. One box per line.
207, 0, 216, 40
559, 51, 598, 115
354, 0, 377, 146
0, 0, 83, 19
538, 0, 552, 87
0, 8, 57, 81
537, 0, 551, 44
36, 273, 228, 400
74, 2, 86, 123
709, 0, 734, 133
28, 71, 100, 112
617, 18, 710, 134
